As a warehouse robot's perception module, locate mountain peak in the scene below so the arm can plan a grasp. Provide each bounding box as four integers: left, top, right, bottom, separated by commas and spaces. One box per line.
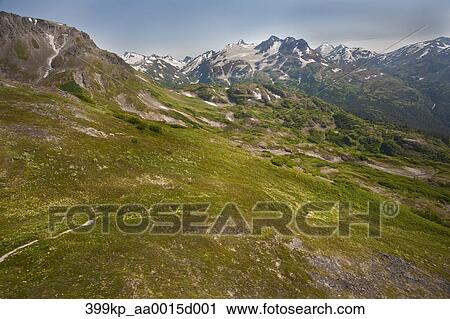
225, 39, 253, 48
320, 44, 377, 64
316, 43, 335, 57
183, 56, 193, 63
0, 10, 108, 81
278, 37, 310, 55
435, 36, 450, 43
267, 35, 281, 41
255, 35, 282, 53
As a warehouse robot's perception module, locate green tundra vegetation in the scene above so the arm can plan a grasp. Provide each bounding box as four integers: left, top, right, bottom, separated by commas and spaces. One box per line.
0, 73, 449, 298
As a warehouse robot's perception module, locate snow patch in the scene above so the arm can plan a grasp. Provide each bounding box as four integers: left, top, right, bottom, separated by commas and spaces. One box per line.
204, 101, 217, 106
0, 240, 39, 263
252, 91, 262, 100
43, 33, 66, 78
181, 91, 195, 98
199, 117, 225, 128
225, 112, 235, 122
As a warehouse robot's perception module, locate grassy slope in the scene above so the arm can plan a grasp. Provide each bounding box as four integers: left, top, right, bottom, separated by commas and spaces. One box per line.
0, 81, 449, 298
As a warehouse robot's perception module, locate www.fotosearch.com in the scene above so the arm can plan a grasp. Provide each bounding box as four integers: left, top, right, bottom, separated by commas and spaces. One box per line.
48, 201, 400, 237
83, 301, 365, 316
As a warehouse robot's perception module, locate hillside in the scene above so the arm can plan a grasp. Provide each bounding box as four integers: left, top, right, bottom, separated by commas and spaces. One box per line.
0, 11, 449, 298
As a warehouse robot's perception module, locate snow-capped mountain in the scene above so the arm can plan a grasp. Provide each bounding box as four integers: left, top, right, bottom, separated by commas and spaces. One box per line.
122, 36, 383, 86
315, 43, 335, 57
182, 50, 216, 74
370, 37, 450, 85
122, 36, 450, 94
123, 52, 186, 70
182, 56, 193, 64
377, 37, 450, 65
185, 36, 325, 84
318, 44, 377, 65
122, 36, 326, 85
122, 51, 188, 85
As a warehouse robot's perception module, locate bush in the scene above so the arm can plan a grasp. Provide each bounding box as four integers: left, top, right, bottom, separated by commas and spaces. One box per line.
234, 109, 252, 119
148, 124, 162, 133
125, 116, 147, 131
413, 209, 447, 227
59, 80, 93, 103
125, 116, 141, 125
135, 122, 147, 131
307, 129, 324, 144
271, 157, 285, 166
114, 113, 162, 133
378, 180, 400, 190
333, 112, 359, 130
380, 140, 398, 156
358, 154, 369, 161
113, 113, 126, 120
326, 131, 354, 147
271, 156, 295, 167
359, 136, 382, 153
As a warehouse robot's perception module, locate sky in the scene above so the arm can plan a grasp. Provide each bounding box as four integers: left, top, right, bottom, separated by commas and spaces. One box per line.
1, 0, 449, 59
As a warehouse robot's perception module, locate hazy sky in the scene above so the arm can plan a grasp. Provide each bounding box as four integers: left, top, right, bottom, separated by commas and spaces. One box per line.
1, 0, 449, 59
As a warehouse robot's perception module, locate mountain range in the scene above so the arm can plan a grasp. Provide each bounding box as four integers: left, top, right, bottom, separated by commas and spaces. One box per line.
123, 35, 450, 136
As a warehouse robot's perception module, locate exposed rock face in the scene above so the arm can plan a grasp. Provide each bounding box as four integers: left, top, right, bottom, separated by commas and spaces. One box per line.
0, 11, 130, 83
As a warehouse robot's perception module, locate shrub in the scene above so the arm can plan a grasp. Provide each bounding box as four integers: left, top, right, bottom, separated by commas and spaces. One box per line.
307, 129, 324, 144
413, 209, 447, 227
326, 131, 354, 147
124, 116, 147, 131
271, 156, 285, 166
378, 180, 400, 189
113, 113, 126, 120
380, 140, 398, 156
125, 116, 141, 125
358, 154, 369, 161
135, 122, 147, 131
271, 156, 295, 168
114, 113, 162, 133
333, 112, 359, 130
234, 109, 252, 119
59, 80, 93, 103
148, 124, 162, 133
359, 136, 381, 153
